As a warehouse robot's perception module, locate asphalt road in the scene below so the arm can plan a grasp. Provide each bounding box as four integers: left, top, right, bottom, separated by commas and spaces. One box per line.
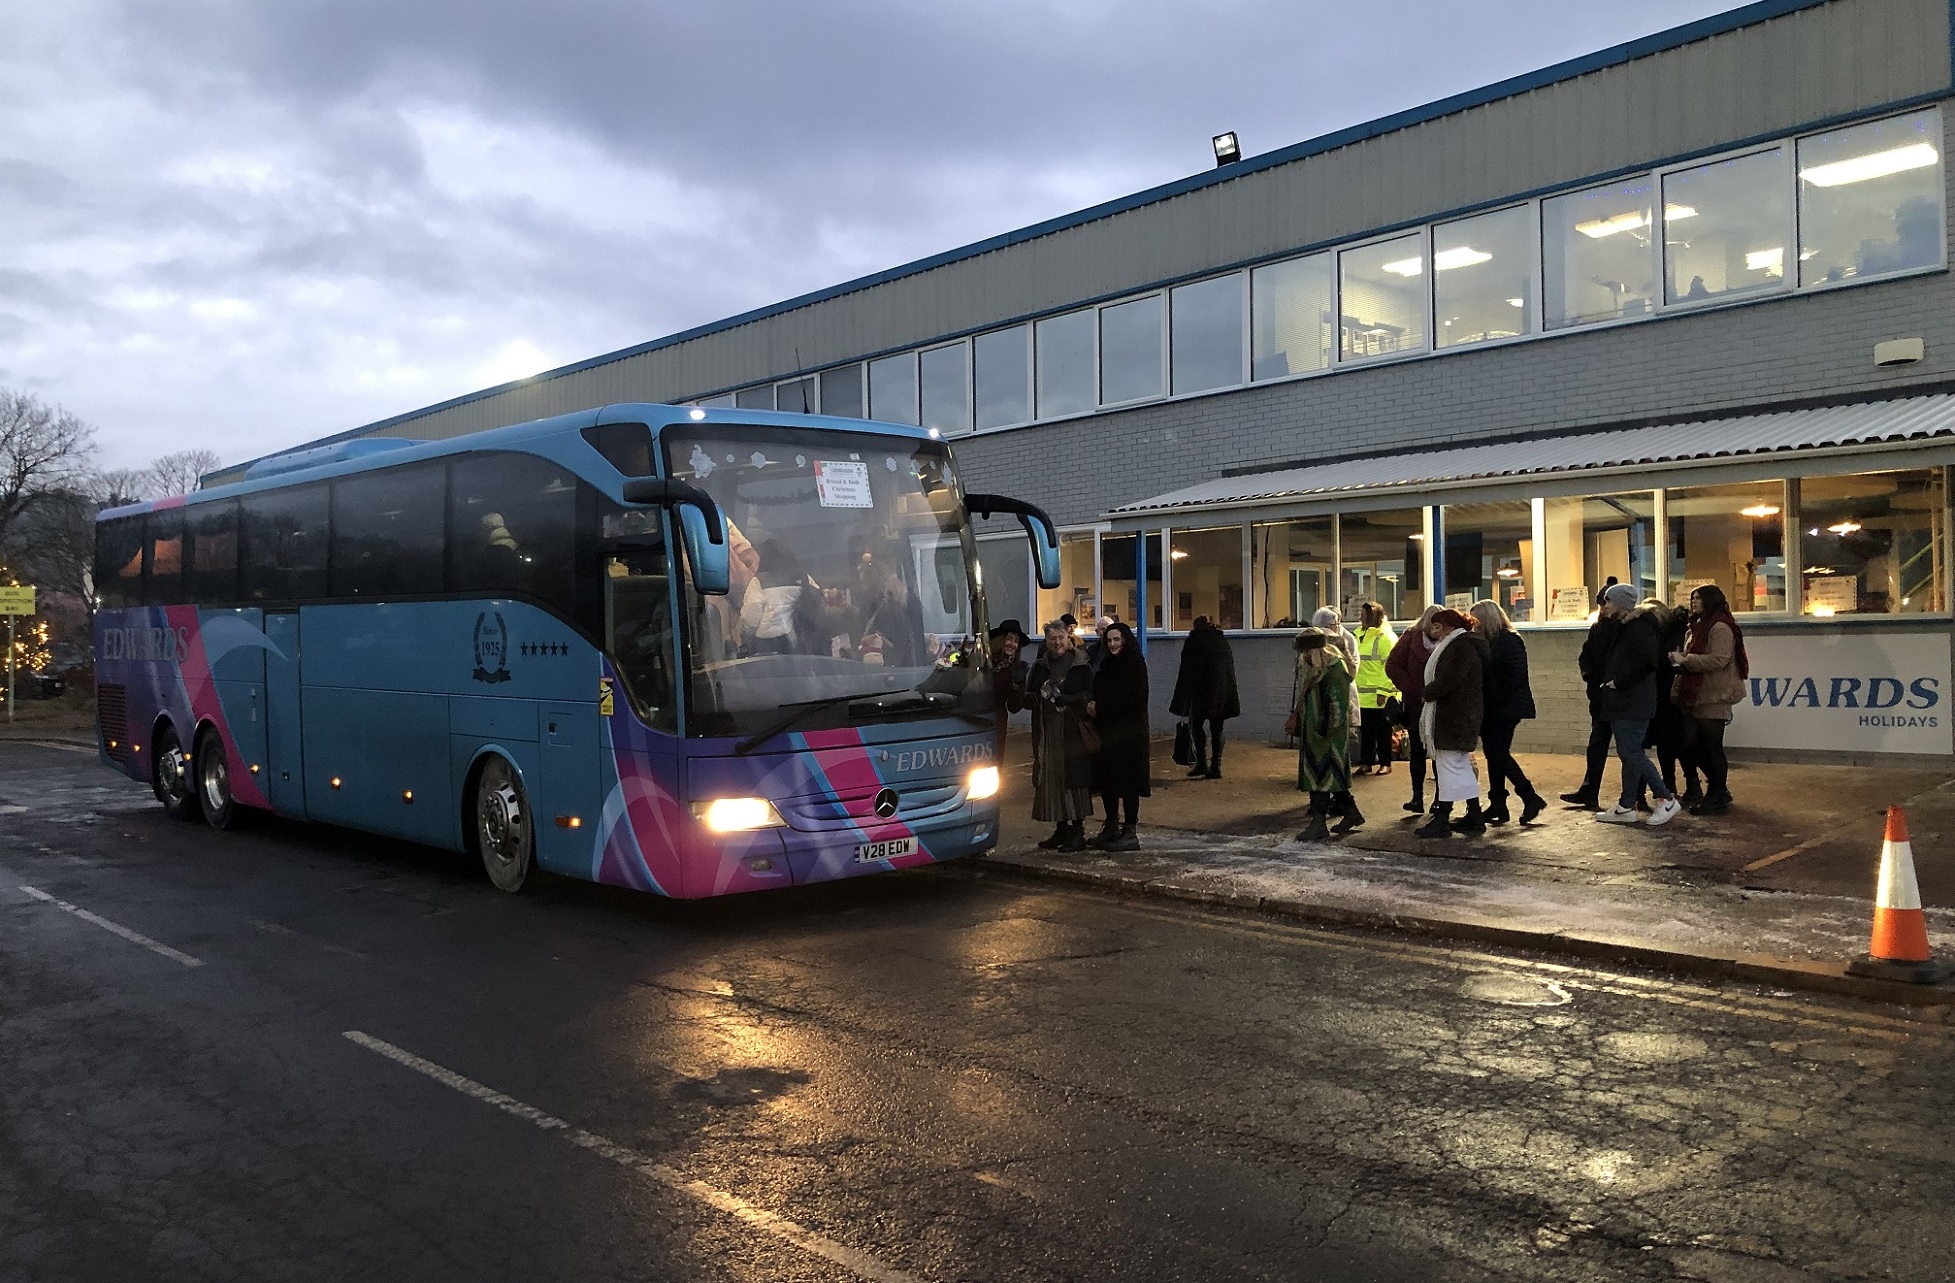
3, 739, 1951, 1283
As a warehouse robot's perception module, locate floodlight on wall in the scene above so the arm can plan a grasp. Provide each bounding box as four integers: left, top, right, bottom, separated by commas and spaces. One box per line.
1874, 337, 1925, 367
1212, 132, 1241, 167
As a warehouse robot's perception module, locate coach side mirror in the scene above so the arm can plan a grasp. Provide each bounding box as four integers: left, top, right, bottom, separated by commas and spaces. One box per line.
964, 493, 1062, 590
621, 477, 731, 596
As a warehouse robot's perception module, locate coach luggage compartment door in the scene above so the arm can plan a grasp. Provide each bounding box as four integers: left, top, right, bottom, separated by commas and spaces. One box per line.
263, 610, 307, 819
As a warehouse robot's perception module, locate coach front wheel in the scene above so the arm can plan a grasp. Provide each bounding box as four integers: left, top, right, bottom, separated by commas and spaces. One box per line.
196, 729, 239, 830
152, 727, 199, 822
474, 757, 533, 893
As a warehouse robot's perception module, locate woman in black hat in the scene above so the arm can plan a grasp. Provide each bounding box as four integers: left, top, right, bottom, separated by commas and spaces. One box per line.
988, 618, 1031, 765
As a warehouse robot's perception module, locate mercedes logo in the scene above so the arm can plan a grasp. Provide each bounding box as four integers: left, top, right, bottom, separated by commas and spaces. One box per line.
873, 788, 900, 819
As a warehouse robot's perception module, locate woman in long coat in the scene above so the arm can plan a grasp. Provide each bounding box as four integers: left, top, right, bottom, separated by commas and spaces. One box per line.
1385, 604, 1440, 814
1415, 608, 1491, 837
1027, 621, 1095, 851
1168, 617, 1241, 779
1468, 599, 1545, 825
1290, 627, 1360, 841
1087, 622, 1150, 851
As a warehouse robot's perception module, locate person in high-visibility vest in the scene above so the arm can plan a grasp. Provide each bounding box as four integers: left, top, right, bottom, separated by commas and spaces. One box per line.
1352, 601, 1398, 776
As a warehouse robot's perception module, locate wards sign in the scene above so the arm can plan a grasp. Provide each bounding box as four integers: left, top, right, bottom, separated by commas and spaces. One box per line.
1749, 674, 1941, 730
1728, 633, 1952, 754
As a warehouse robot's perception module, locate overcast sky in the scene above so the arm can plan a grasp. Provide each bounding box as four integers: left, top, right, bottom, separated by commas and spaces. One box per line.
3, 0, 1740, 472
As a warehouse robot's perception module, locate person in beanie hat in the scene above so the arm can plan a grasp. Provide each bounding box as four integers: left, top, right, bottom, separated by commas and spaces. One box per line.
1561, 576, 1621, 809
1415, 608, 1491, 837
1288, 627, 1359, 840
1593, 582, 1682, 826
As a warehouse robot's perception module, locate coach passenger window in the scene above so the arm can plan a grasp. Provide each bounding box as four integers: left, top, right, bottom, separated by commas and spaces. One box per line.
186, 500, 240, 602
239, 486, 329, 602
448, 454, 576, 614
330, 466, 445, 598
95, 517, 146, 609
142, 508, 186, 606
580, 422, 653, 477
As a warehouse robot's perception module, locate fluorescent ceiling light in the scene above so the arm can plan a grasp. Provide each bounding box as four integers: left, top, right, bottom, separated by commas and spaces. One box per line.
1741, 503, 1780, 518
1432, 246, 1493, 271
1381, 257, 1424, 277
1746, 247, 1784, 273
1827, 519, 1862, 535
1800, 142, 1938, 188
1573, 204, 1695, 238
1505, 297, 1525, 307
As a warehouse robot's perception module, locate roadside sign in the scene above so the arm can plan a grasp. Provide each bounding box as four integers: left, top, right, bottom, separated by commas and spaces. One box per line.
0, 585, 32, 614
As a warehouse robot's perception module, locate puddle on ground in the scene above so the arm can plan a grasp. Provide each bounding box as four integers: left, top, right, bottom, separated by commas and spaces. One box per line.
1462, 974, 1572, 1006
1596, 1031, 1708, 1063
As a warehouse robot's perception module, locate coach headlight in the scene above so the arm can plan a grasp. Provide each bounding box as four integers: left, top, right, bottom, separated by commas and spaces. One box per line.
965, 765, 1001, 802
693, 797, 786, 833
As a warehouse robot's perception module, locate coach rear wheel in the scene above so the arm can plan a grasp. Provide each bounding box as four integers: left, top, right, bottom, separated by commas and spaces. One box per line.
152, 727, 199, 822
474, 757, 533, 893
196, 729, 239, 831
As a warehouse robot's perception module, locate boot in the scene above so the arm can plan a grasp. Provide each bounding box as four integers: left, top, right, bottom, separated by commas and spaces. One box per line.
1681, 781, 1705, 810
1186, 753, 1208, 779
1296, 812, 1331, 843
1205, 748, 1222, 780
1103, 823, 1141, 852
1482, 795, 1511, 825
1559, 786, 1600, 809
1519, 791, 1547, 825
1332, 796, 1365, 834
1088, 818, 1122, 848
1402, 788, 1425, 814
1056, 822, 1089, 852
1036, 824, 1068, 849
1450, 799, 1487, 834
1690, 790, 1731, 816
1415, 803, 1453, 838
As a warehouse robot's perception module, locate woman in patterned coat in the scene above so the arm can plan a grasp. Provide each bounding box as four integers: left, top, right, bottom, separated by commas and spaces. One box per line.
1288, 627, 1361, 841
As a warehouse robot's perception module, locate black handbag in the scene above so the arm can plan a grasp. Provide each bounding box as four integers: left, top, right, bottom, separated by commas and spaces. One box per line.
1171, 720, 1193, 766
1384, 695, 1404, 725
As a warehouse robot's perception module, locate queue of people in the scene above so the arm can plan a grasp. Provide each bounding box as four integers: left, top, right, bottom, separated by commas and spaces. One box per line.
998, 583, 1743, 855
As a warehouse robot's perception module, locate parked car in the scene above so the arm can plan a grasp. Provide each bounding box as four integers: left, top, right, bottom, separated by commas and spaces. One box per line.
17, 670, 64, 699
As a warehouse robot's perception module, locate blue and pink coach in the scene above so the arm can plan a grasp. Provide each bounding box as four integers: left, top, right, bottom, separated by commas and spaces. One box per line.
92, 403, 1059, 896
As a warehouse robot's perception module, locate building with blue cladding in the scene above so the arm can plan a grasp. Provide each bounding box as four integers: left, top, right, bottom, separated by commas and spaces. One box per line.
225, 0, 1955, 761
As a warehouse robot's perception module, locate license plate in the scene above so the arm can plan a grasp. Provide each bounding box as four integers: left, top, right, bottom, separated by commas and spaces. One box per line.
854, 836, 917, 863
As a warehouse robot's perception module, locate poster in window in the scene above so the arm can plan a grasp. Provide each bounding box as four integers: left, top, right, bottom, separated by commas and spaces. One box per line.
814, 459, 875, 508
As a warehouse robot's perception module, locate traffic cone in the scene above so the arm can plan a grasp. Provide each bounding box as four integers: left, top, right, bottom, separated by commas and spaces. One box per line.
1847, 806, 1948, 984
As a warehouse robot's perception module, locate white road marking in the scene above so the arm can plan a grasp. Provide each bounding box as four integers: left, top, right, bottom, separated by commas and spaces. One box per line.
343, 1031, 920, 1283
19, 886, 204, 968
0, 805, 25, 815
25, 740, 95, 755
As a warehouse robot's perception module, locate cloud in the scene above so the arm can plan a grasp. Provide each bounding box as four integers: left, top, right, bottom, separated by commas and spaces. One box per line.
1, 0, 1735, 471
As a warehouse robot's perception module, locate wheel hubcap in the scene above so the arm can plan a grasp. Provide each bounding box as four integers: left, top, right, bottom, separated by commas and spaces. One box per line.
201, 750, 228, 812
159, 745, 188, 797
479, 774, 523, 868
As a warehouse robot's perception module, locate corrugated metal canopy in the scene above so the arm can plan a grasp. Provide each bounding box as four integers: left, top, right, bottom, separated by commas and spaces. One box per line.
1108, 392, 1955, 518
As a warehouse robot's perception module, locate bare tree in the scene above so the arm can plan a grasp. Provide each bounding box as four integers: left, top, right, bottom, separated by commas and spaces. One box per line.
0, 389, 97, 563
148, 449, 223, 498
94, 468, 155, 508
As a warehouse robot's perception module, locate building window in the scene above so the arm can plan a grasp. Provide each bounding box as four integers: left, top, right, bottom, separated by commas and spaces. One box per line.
1441, 500, 1535, 619
1797, 468, 1946, 615
1541, 492, 1657, 621
1098, 532, 1163, 630
1338, 508, 1425, 622
1035, 309, 1095, 419
1543, 176, 1660, 329
1664, 480, 1787, 612
1798, 108, 1944, 288
735, 386, 773, 411
1433, 205, 1534, 349
1168, 526, 1244, 629
698, 394, 735, 409
974, 325, 1030, 429
1170, 275, 1243, 395
1251, 253, 1333, 380
774, 377, 816, 413
1251, 516, 1334, 628
819, 365, 864, 419
1339, 234, 1426, 360
868, 353, 919, 425
1662, 148, 1790, 305
1036, 531, 1099, 630
1099, 295, 1164, 404
919, 342, 969, 435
